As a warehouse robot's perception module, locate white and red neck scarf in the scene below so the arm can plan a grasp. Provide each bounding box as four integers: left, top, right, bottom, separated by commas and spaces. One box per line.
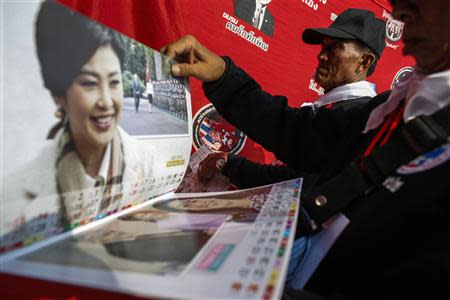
364, 68, 450, 133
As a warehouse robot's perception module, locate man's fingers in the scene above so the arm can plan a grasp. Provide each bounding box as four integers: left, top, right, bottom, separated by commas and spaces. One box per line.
198, 165, 212, 183
197, 153, 222, 183
171, 64, 182, 76
171, 63, 197, 77
189, 47, 195, 65
163, 35, 225, 81
162, 46, 181, 61
161, 35, 197, 60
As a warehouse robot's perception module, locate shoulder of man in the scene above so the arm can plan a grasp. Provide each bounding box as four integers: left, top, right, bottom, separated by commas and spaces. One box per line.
369, 90, 391, 107
327, 94, 382, 112
332, 90, 392, 118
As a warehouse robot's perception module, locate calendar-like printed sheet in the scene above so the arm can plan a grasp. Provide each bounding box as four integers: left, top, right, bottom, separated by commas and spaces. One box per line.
1, 179, 302, 300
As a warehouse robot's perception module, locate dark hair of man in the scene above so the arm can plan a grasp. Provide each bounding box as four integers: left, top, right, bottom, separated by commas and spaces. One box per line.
35, 0, 125, 96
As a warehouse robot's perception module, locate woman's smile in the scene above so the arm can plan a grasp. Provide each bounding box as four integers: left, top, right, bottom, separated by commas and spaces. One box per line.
90, 113, 116, 131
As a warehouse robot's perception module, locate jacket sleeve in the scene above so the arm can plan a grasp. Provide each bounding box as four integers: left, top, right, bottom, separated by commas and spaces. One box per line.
222, 154, 302, 189
203, 57, 380, 173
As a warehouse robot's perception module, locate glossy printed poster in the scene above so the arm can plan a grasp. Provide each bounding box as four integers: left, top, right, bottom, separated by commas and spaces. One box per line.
1, 1, 192, 254
1, 179, 302, 300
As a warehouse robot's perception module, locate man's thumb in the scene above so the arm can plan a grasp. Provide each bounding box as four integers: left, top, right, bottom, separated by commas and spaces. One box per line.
172, 63, 195, 77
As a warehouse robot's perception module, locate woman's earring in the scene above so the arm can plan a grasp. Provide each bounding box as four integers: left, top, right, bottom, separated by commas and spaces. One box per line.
54, 106, 64, 119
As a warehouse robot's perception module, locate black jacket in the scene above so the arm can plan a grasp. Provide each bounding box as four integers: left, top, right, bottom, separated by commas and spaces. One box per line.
203, 57, 450, 299
222, 99, 373, 190
222, 154, 301, 189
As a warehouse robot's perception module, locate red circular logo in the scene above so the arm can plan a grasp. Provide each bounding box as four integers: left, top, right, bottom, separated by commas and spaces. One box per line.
193, 104, 246, 154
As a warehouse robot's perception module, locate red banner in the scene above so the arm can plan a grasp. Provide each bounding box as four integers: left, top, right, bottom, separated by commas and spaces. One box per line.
59, 0, 414, 164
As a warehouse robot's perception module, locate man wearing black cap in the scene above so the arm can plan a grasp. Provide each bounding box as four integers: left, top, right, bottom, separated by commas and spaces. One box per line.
164, 0, 450, 297
194, 8, 386, 191
302, 8, 385, 93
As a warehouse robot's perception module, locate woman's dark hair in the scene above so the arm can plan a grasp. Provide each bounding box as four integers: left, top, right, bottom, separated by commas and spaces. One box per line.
35, 0, 125, 96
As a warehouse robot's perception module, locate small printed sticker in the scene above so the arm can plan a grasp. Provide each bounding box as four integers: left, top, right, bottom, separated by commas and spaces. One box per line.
382, 176, 404, 193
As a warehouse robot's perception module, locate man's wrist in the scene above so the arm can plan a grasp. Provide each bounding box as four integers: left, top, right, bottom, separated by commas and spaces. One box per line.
202, 56, 231, 94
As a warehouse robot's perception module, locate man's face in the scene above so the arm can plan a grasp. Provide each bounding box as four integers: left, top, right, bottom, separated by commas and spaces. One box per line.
314, 37, 364, 92
392, 0, 450, 73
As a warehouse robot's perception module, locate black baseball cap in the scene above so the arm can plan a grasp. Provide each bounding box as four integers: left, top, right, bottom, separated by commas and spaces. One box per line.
302, 8, 386, 57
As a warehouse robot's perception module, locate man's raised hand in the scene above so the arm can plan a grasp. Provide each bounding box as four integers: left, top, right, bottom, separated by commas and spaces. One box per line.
161, 35, 226, 82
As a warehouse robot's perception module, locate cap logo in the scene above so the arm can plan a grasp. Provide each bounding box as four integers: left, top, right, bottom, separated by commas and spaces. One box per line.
386, 18, 403, 42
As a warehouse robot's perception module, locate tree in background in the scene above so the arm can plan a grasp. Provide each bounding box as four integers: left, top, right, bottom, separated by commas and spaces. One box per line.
145, 47, 156, 81
121, 36, 149, 97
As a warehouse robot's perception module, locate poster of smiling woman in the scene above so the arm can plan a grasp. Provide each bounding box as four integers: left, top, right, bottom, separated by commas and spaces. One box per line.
1, 0, 192, 252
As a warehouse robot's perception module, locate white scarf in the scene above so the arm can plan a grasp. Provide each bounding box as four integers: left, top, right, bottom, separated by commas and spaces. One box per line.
364, 69, 450, 133
315, 81, 376, 107
301, 81, 376, 109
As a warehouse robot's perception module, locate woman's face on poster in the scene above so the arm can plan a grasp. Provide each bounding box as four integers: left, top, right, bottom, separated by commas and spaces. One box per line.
54, 45, 123, 149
